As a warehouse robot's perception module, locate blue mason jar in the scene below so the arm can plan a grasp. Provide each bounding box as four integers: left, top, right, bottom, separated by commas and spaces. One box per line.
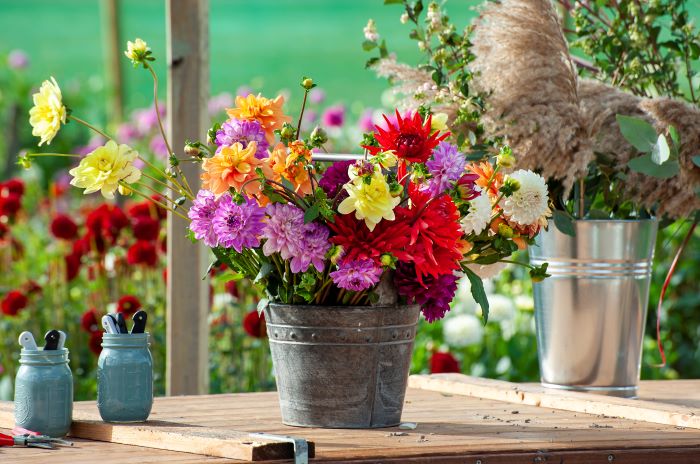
14, 348, 73, 437
97, 333, 153, 423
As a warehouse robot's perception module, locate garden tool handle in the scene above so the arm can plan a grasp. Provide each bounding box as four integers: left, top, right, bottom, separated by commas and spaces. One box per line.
0, 433, 15, 447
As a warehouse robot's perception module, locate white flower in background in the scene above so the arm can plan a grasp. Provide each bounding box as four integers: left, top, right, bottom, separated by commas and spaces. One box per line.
364, 19, 380, 42
443, 314, 484, 347
500, 170, 549, 226
213, 292, 234, 310
515, 294, 534, 311
460, 189, 491, 235
426, 2, 442, 28
496, 357, 512, 375
465, 261, 508, 280
485, 294, 516, 322
400, 12, 409, 24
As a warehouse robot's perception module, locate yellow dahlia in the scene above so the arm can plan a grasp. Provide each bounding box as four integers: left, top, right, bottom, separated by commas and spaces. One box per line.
201, 141, 264, 197
227, 94, 291, 143
69, 141, 141, 199
29, 77, 67, 146
338, 170, 400, 231
124, 38, 150, 64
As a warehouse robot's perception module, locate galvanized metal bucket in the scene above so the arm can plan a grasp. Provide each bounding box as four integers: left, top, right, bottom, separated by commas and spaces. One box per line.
264, 303, 420, 428
529, 219, 658, 398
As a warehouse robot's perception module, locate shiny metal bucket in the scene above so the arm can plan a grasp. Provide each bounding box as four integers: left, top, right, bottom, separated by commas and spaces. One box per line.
529, 219, 658, 398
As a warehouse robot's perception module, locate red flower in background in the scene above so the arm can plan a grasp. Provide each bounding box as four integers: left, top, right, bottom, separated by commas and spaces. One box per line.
86, 204, 129, 244
50, 214, 79, 240
127, 241, 158, 267
128, 200, 166, 222
23, 280, 42, 296
1, 290, 28, 316
398, 188, 462, 281
225, 280, 239, 299
89, 331, 103, 355
329, 213, 412, 264
81, 308, 102, 333
2, 178, 25, 196
132, 216, 160, 241
64, 252, 81, 281
0, 223, 9, 241
0, 194, 22, 219
364, 110, 448, 163
243, 310, 267, 338
117, 295, 142, 316
430, 352, 460, 374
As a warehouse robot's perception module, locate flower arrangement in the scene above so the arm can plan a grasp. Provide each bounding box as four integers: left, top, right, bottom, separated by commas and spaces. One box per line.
23, 38, 550, 322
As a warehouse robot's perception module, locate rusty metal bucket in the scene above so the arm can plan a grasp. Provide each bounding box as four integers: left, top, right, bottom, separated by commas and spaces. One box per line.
264, 303, 420, 428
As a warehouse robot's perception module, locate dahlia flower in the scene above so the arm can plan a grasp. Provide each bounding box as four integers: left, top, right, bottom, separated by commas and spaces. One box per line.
500, 170, 550, 226
395, 263, 459, 322
215, 118, 269, 159
212, 194, 265, 252
262, 203, 305, 259
69, 141, 141, 199
227, 93, 292, 143
338, 170, 400, 231
201, 142, 264, 197
460, 189, 492, 235
319, 160, 353, 198
188, 189, 220, 247
425, 141, 466, 196
29, 77, 66, 146
330, 258, 382, 291
290, 222, 330, 274
366, 110, 448, 163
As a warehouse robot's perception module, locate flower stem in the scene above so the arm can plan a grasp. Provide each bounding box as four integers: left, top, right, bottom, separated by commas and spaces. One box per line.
28, 153, 82, 158
133, 181, 180, 207
68, 115, 113, 141
122, 182, 190, 221
296, 89, 309, 139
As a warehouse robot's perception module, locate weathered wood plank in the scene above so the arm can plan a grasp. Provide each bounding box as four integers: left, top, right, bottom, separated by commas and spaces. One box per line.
165, 0, 210, 396
409, 374, 700, 429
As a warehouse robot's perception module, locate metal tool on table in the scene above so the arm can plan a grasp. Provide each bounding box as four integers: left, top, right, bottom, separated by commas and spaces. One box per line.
43, 330, 60, 350
131, 310, 147, 334
18, 332, 39, 351
0, 432, 73, 450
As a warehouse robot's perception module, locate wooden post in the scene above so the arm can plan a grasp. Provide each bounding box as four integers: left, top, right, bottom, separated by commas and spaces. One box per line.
165, 0, 210, 395
101, 0, 124, 123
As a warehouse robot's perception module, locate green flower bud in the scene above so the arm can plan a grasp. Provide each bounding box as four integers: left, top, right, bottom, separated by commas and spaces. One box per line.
497, 223, 514, 238
184, 142, 201, 157
301, 78, 314, 90
17, 152, 32, 169
327, 245, 344, 265
280, 124, 296, 139
497, 146, 515, 168
499, 178, 520, 197
389, 182, 403, 197
380, 253, 397, 269
309, 126, 328, 147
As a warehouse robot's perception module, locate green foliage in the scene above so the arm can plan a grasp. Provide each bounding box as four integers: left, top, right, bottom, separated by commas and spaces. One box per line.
464, 268, 489, 323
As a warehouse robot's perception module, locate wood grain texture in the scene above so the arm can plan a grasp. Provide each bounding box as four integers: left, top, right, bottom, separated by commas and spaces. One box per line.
165, 0, 210, 396
2, 383, 700, 462
409, 374, 700, 430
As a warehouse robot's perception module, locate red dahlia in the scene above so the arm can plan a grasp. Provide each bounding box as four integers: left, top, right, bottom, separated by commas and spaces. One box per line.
86, 204, 129, 243
329, 212, 412, 264
398, 187, 462, 280
127, 241, 158, 267
364, 110, 448, 163
2, 178, 25, 196
81, 308, 102, 333
243, 310, 267, 338
430, 352, 461, 374
1, 290, 28, 316
132, 216, 160, 241
89, 331, 103, 355
117, 295, 142, 316
0, 193, 22, 219
64, 251, 82, 281
50, 214, 79, 240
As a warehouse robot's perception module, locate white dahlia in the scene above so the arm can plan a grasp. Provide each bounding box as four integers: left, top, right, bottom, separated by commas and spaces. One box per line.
460, 189, 492, 235
443, 314, 484, 347
500, 170, 549, 226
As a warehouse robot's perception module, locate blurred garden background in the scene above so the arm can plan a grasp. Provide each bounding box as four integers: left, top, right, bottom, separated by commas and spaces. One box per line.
0, 0, 698, 401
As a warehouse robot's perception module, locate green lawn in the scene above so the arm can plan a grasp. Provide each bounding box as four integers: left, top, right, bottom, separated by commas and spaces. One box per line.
1, 0, 476, 114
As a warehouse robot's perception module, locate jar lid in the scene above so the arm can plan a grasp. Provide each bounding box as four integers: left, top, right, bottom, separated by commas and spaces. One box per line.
101, 332, 150, 348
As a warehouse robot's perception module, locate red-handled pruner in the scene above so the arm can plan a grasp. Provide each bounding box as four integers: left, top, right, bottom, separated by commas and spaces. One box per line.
0, 432, 73, 449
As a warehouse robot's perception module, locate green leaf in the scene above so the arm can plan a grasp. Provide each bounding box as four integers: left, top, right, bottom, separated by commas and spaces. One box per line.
256, 298, 269, 316
304, 203, 320, 223
552, 210, 576, 236
628, 154, 680, 179
669, 125, 680, 147
383, 0, 403, 4
616, 115, 658, 153
365, 57, 380, 69
465, 268, 489, 323
254, 261, 273, 284
362, 40, 377, 51
651, 134, 670, 165
692, 155, 700, 167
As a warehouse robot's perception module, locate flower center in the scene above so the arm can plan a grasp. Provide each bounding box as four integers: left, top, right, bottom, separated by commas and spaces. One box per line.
396, 132, 421, 155
227, 214, 243, 231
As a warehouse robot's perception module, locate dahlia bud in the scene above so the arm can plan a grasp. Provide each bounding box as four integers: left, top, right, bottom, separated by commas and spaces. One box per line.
309, 126, 328, 147
497, 223, 514, 238
280, 124, 296, 140
301, 77, 315, 90
184, 142, 201, 157
497, 146, 515, 168
380, 253, 397, 269
124, 38, 153, 66
327, 245, 344, 265
389, 181, 403, 197
499, 178, 520, 197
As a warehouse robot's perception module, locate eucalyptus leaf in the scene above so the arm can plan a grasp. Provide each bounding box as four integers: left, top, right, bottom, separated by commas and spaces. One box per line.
628, 154, 680, 179
553, 210, 576, 236
304, 203, 320, 223
692, 155, 700, 167
362, 40, 377, 51
651, 134, 670, 165
616, 115, 658, 153
465, 268, 489, 323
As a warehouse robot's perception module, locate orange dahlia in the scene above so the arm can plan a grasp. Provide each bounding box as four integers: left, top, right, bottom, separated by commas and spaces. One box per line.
267, 141, 313, 195
227, 94, 291, 144
468, 161, 503, 197
201, 142, 263, 197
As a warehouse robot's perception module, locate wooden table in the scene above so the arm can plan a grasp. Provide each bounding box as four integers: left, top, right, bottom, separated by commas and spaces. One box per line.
2, 375, 700, 463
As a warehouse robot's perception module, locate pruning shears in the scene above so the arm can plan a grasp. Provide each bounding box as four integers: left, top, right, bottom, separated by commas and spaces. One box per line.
0, 432, 73, 449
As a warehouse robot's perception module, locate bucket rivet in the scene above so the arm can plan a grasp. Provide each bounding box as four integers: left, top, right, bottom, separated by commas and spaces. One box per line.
273, 332, 278, 338
311, 333, 317, 340
476, 460, 482, 464
290, 333, 297, 340
608, 455, 614, 462
392, 331, 398, 339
